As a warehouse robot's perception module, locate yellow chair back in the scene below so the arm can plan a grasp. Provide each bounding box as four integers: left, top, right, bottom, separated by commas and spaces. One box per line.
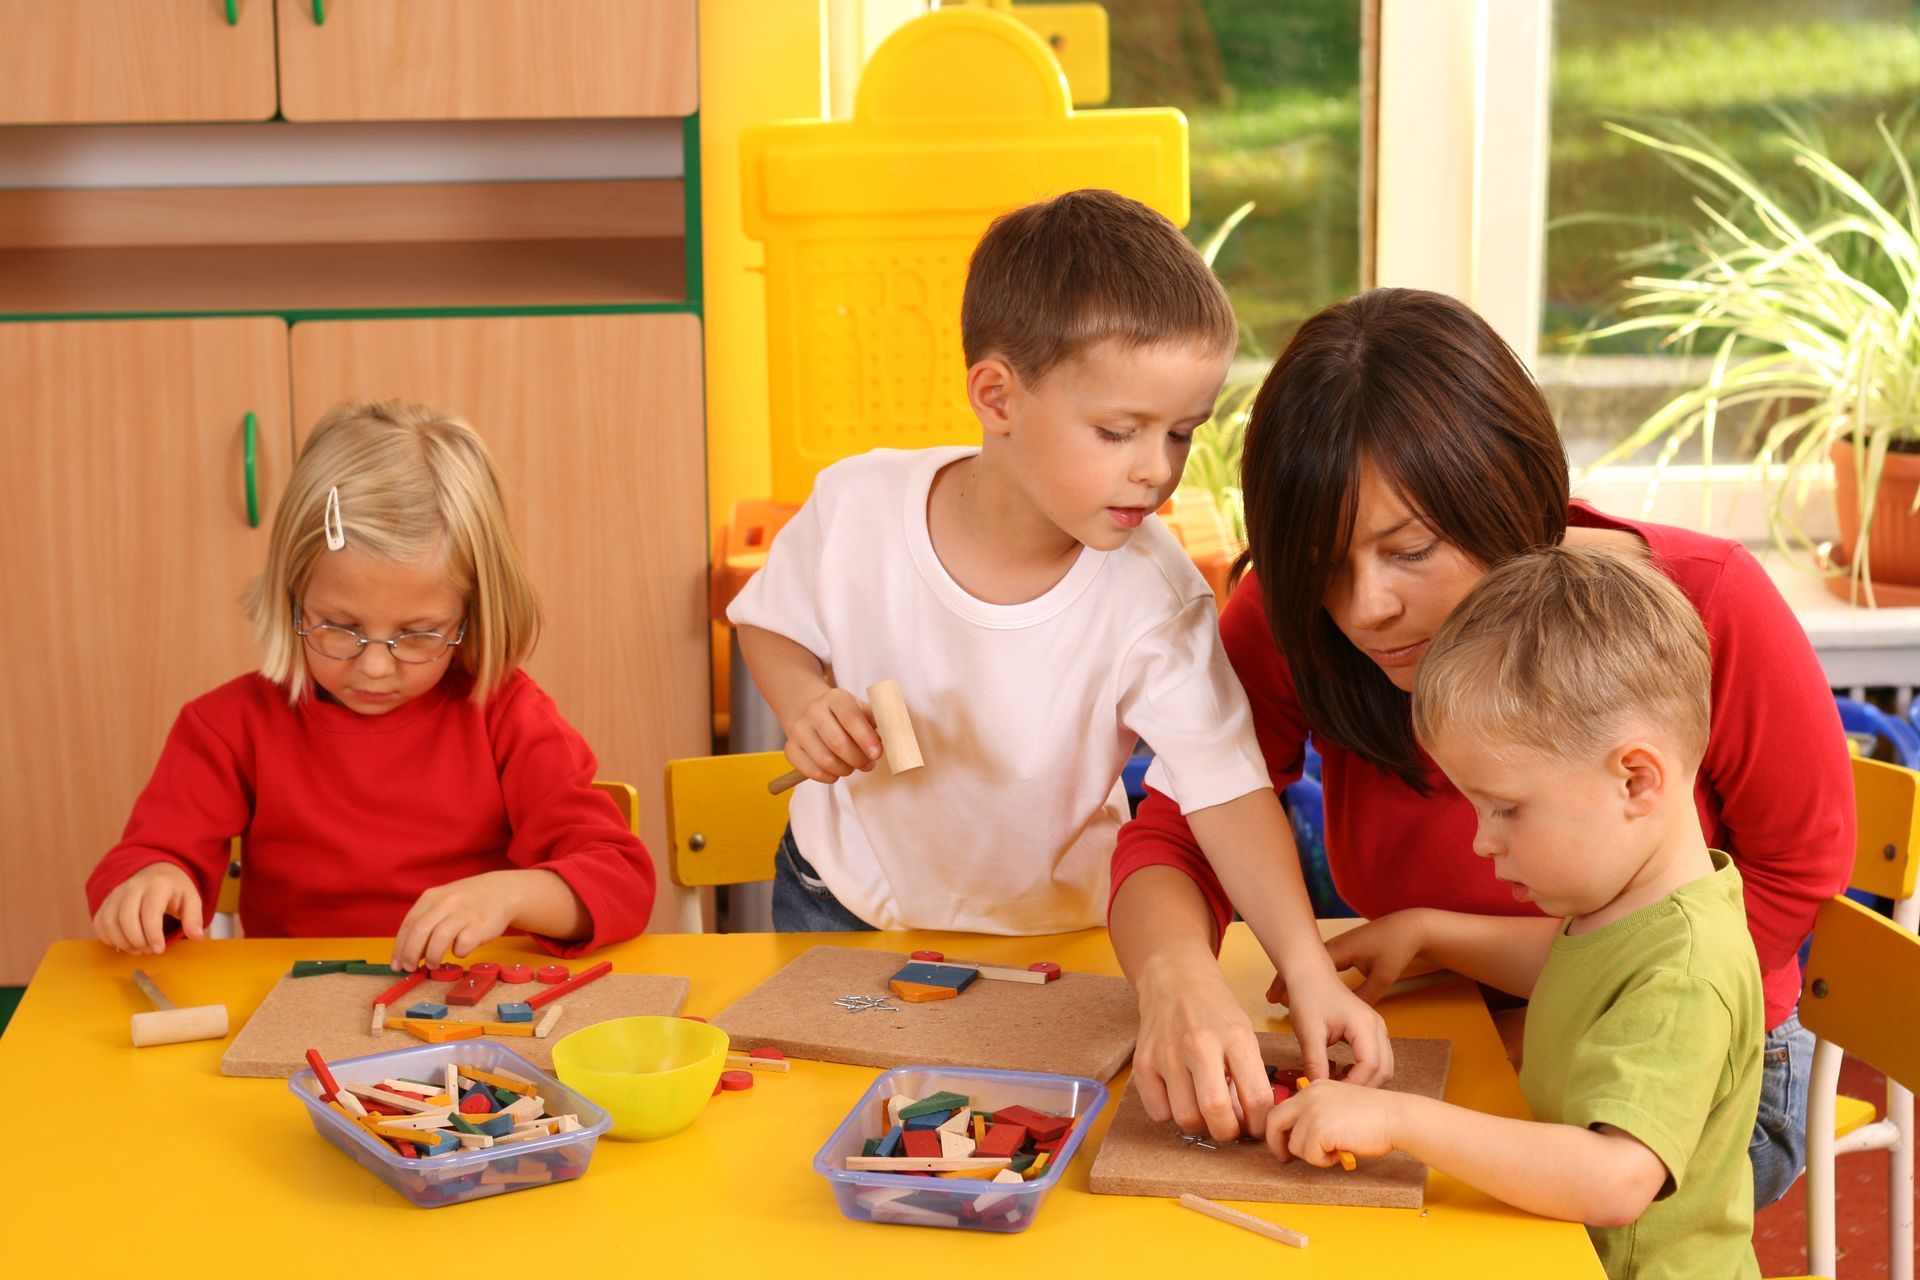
663, 752, 792, 887
591, 779, 641, 836
1801, 893, 1920, 1096
1848, 755, 1920, 903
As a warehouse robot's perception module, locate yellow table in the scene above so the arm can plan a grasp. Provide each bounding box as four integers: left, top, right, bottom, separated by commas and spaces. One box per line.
1, 926, 1603, 1278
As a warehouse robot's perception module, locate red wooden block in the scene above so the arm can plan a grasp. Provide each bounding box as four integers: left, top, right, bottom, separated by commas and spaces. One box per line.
359, 1098, 407, 1116
901, 1129, 943, 1159
429, 964, 464, 981
976, 1123, 1027, 1159
992, 1105, 1069, 1143
524, 960, 610, 1011
910, 950, 944, 962
370, 968, 429, 1009
748, 1046, 785, 1061
305, 1048, 342, 1101
395, 1140, 418, 1159
536, 965, 570, 984
386, 1085, 431, 1101
459, 1090, 495, 1115
445, 971, 498, 1006
719, 1070, 754, 1092
1272, 1083, 1292, 1105
499, 964, 533, 984
1027, 961, 1062, 981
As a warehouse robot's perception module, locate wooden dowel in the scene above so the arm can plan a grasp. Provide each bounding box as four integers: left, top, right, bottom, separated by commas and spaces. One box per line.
767, 768, 804, 795
1178, 1193, 1308, 1248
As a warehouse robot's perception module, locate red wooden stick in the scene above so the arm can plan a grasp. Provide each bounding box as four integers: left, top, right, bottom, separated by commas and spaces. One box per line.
306, 1047, 342, 1102
523, 960, 611, 1010
371, 967, 429, 1009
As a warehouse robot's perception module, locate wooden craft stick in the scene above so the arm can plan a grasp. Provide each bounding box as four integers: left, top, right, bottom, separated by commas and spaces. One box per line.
370, 967, 428, 1008
341, 1082, 450, 1114
844, 1156, 1011, 1173
866, 679, 924, 775
371, 1109, 456, 1131
534, 1003, 565, 1038
725, 1054, 792, 1073
333, 1089, 368, 1118
1292, 1078, 1358, 1170
1179, 1193, 1309, 1249
370, 1002, 387, 1037
523, 961, 610, 1011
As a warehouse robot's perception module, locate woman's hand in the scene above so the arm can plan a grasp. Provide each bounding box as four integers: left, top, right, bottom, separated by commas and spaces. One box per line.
92, 862, 205, 954
783, 688, 882, 784
390, 870, 527, 969
1131, 957, 1277, 1143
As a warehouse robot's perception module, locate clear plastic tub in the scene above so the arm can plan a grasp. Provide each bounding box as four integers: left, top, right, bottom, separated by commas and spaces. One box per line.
813, 1065, 1108, 1232
289, 1040, 612, 1208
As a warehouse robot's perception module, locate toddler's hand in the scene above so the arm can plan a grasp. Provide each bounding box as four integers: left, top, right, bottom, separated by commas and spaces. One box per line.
1265, 1078, 1401, 1168
92, 862, 206, 955
783, 687, 882, 784
391, 871, 523, 969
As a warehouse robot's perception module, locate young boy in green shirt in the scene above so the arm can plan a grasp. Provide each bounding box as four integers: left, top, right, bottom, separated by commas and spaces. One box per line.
1267, 545, 1762, 1280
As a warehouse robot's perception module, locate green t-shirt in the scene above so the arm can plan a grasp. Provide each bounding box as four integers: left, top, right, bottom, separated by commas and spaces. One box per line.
1519, 850, 1762, 1280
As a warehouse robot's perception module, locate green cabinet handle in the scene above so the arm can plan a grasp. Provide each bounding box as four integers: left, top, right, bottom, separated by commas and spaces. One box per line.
243, 411, 259, 528
224, 0, 239, 25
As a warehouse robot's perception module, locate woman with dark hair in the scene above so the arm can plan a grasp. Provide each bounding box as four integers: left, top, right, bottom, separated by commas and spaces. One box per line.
1109, 288, 1852, 1207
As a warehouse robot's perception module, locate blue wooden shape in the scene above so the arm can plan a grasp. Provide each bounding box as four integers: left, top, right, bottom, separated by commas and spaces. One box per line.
495, 1001, 534, 1023
876, 1123, 905, 1156
405, 1001, 449, 1019
473, 1113, 516, 1137
887, 962, 977, 991
903, 1111, 953, 1130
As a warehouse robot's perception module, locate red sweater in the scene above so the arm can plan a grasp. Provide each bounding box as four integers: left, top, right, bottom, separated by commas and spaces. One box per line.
1113, 504, 1854, 1028
86, 668, 656, 954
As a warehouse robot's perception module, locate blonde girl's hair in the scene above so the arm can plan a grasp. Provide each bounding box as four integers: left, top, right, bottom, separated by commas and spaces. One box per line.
244, 399, 541, 703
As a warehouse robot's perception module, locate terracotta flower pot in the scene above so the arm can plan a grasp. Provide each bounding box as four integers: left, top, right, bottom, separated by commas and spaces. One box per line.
1828, 438, 1920, 599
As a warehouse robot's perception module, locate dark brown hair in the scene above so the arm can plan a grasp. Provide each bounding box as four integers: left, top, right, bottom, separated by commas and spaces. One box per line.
1240, 288, 1569, 790
962, 188, 1237, 380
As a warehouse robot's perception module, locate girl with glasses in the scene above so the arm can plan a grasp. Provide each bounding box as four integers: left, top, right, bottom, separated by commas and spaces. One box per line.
86, 399, 655, 968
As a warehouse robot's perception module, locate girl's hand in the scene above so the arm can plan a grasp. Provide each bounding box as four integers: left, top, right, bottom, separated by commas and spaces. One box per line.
92, 862, 205, 955
391, 871, 524, 969
1266, 1078, 1402, 1167
1269, 910, 1429, 1007
1131, 958, 1276, 1143
784, 688, 882, 784
1277, 967, 1396, 1087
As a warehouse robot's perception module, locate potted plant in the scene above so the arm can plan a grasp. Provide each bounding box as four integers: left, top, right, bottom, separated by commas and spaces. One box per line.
1584, 116, 1920, 604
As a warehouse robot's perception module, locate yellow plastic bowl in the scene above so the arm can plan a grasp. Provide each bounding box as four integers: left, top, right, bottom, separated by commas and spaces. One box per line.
550, 1016, 729, 1141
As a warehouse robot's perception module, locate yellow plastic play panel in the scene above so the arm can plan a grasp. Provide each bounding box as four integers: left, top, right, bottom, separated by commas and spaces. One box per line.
741, 5, 1187, 504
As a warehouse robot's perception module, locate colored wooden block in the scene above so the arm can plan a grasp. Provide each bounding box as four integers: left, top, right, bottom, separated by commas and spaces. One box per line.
888, 980, 958, 1003
473, 1113, 515, 1138
935, 1165, 1000, 1180
461, 1066, 537, 1094
428, 964, 464, 981
342, 961, 400, 976
445, 971, 498, 1006
459, 1086, 495, 1115
973, 1113, 987, 1143
901, 1129, 944, 1159
976, 1123, 1027, 1159
1027, 961, 1062, 981
371, 968, 430, 1008
940, 1129, 976, 1159
479, 1021, 536, 1037
405, 1001, 449, 1019
886, 1095, 918, 1128
414, 1020, 484, 1043
499, 964, 533, 983
909, 950, 944, 962
993, 1104, 1070, 1143
523, 960, 612, 1011
536, 964, 570, 984
534, 1004, 566, 1038
887, 962, 977, 991
903, 1112, 952, 1131
936, 1108, 970, 1134
292, 960, 353, 977
468, 962, 502, 976
900, 1091, 971, 1120
1023, 1151, 1052, 1180
495, 1001, 533, 1023
876, 1124, 904, 1157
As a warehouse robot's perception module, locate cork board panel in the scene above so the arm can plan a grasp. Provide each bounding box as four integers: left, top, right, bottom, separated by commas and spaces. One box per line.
220, 971, 691, 1078
711, 946, 1140, 1082
1088, 1034, 1453, 1209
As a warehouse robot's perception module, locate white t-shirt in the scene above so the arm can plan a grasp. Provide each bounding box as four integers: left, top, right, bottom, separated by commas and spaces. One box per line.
727, 445, 1270, 933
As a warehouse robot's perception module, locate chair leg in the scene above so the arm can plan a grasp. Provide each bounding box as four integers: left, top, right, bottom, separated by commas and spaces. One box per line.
1808, 1038, 1843, 1278
1891, 1081, 1914, 1280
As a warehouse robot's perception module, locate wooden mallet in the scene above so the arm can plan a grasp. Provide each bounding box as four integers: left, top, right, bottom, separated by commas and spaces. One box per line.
769, 678, 925, 795
129, 969, 229, 1047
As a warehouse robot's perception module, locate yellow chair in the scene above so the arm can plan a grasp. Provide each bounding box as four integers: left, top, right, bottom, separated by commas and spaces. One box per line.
211, 779, 642, 936
1802, 756, 1919, 1280
662, 752, 792, 889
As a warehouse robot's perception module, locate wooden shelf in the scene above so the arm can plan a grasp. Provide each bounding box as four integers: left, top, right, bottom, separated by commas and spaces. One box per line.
0, 237, 687, 316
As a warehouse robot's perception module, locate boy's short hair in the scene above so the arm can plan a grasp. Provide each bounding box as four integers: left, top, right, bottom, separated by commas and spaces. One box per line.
961, 188, 1237, 381
1412, 545, 1712, 769
244, 399, 541, 704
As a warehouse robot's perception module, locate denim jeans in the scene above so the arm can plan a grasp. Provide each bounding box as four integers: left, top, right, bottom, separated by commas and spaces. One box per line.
1749, 1009, 1814, 1207
770, 826, 876, 933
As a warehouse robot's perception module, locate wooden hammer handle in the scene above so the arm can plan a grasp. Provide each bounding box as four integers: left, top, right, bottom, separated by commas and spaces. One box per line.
130, 968, 175, 1011
767, 768, 805, 795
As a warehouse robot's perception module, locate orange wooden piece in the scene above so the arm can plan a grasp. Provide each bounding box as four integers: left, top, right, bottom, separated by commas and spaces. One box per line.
889, 980, 958, 1003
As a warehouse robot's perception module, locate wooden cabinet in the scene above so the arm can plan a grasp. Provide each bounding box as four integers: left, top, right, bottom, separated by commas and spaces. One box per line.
0, 0, 277, 124
0, 319, 292, 982
275, 0, 698, 121
289, 314, 709, 934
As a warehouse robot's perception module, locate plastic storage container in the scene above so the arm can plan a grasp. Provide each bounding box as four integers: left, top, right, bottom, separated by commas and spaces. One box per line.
289, 1040, 612, 1208
813, 1065, 1107, 1232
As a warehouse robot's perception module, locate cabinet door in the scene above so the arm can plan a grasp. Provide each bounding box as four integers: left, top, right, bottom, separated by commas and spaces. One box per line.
289, 315, 709, 933
275, 0, 698, 121
0, 0, 275, 124
0, 319, 291, 982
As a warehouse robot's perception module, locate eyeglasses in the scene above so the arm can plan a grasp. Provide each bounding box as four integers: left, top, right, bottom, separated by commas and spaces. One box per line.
295, 609, 467, 665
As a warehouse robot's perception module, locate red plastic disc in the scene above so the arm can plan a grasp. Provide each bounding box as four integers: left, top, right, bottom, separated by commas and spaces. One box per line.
719, 1070, 754, 1091
498, 964, 533, 984
535, 965, 569, 984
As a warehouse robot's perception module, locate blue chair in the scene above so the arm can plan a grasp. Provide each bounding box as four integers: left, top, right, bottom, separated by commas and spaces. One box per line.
1837, 695, 1920, 768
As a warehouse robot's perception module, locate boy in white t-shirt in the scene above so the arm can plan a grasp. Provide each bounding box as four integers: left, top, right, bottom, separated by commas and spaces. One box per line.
730, 189, 1389, 1085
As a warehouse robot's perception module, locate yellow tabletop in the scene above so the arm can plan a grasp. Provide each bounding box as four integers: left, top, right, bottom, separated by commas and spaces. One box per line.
1, 926, 1602, 1278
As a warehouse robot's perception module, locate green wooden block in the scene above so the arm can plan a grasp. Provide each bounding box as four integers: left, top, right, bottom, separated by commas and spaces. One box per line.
861, 1137, 882, 1157
449, 1113, 481, 1135
342, 961, 400, 976
898, 1091, 971, 1120
1009, 1152, 1037, 1173
290, 960, 354, 977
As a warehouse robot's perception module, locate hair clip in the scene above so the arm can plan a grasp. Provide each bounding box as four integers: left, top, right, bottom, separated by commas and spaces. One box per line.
323, 486, 346, 551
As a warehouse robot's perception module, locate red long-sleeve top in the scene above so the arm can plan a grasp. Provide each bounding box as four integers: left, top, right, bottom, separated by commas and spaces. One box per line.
86, 668, 656, 954
1112, 504, 1854, 1028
